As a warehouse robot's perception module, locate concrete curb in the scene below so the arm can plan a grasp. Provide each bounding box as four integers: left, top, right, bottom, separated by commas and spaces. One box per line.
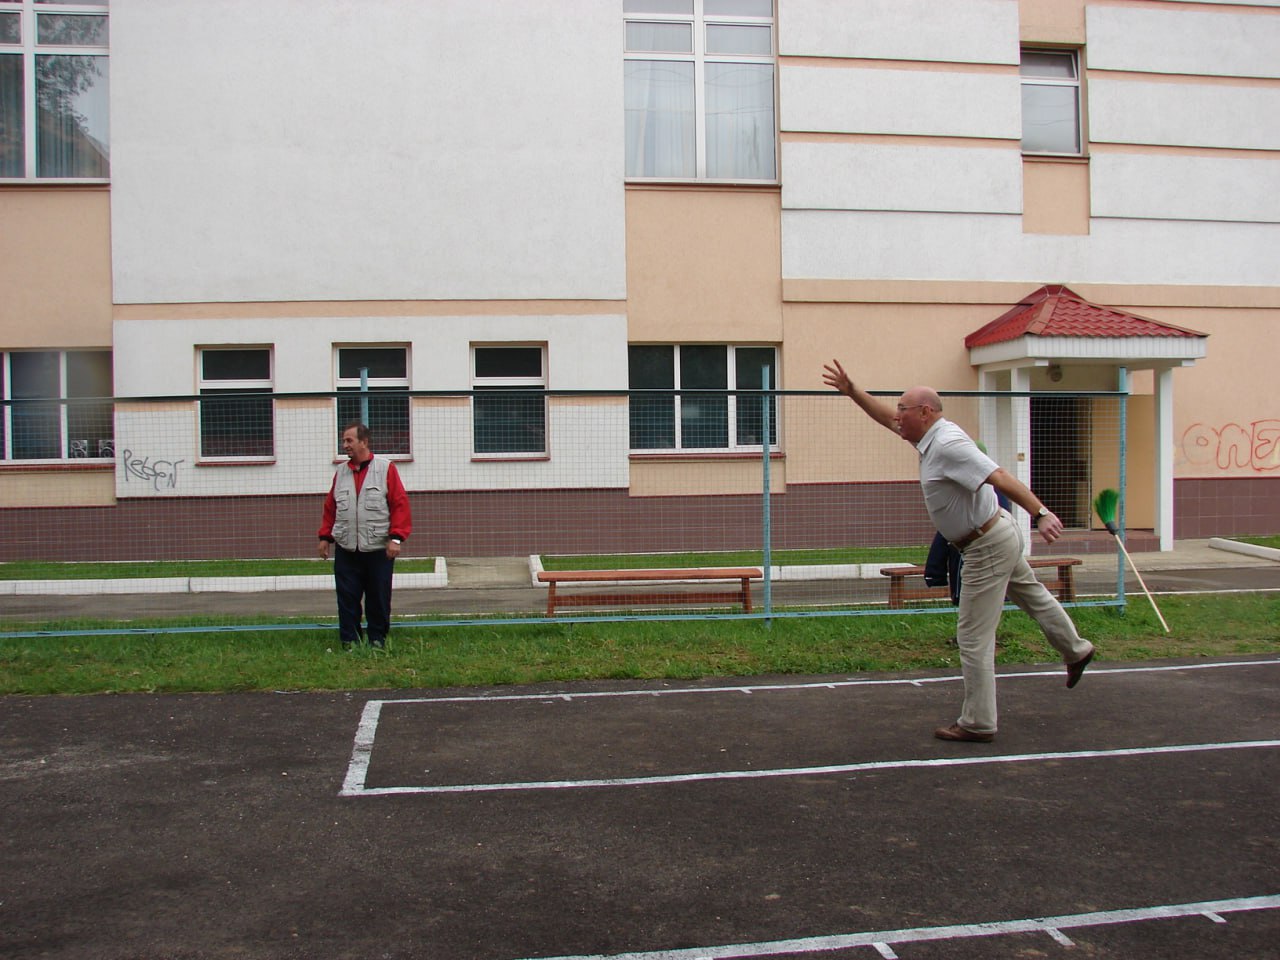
0, 560, 449, 596
1209, 538, 1280, 563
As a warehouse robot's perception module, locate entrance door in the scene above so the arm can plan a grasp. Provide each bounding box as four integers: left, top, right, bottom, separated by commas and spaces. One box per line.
1030, 395, 1090, 528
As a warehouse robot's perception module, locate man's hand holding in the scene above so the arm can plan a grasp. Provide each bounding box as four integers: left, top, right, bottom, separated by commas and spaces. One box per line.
1035, 511, 1064, 544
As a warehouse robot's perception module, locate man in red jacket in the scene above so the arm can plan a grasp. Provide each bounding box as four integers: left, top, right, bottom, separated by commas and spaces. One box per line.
318, 423, 412, 650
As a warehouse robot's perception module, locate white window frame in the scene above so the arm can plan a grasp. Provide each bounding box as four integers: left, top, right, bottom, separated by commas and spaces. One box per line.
334, 345, 411, 458
629, 343, 779, 454
0, 0, 110, 182
196, 346, 275, 462
1020, 48, 1083, 157
1, 348, 113, 462
471, 344, 547, 460
624, 0, 777, 183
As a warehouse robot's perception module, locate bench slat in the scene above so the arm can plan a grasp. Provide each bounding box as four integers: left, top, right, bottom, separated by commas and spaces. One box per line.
538, 567, 762, 616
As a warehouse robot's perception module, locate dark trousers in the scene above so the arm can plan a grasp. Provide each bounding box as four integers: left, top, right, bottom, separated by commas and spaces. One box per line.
333, 545, 395, 645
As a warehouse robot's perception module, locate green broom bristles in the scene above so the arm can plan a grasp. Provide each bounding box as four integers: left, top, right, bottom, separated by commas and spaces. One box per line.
1093, 488, 1120, 535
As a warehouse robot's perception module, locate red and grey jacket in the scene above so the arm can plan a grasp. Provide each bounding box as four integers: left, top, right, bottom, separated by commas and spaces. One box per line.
318, 456, 412, 552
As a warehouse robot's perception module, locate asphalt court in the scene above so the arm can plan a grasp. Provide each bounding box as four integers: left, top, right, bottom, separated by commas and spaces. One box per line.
3, 656, 1279, 959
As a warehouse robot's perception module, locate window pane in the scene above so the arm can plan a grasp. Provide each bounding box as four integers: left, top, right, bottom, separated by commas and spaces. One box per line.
36, 54, 109, 177
1021, 51, 1076, 80
37, 13, 108, 45
200, 389, 273, 458
705, 0, 772, 15
735, 347, 777, 446
623, 0, 692, 13
625, 60, 695, 178
1021, 83, 1079, 153
474, 346, 542, 379
0, 54, 23, 177
629, 345, 675, 449
338, 347, 406, 380
66, 350, 113, 458
680, 346, 727, 448
626, 21, 692, 53
0, 13, 19, 43
705, 62, 775, 179
10, 352, 61, 459
474, 389, 545, 454
706, 23, 771, 56
202, 349, 270, 381
337, 389, 409, 456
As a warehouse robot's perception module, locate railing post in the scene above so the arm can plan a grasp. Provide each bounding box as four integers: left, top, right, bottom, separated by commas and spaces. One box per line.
761, 365, 773, 623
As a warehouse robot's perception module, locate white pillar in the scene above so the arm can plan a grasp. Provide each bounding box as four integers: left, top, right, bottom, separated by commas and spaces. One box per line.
1154, 367, 1175, 550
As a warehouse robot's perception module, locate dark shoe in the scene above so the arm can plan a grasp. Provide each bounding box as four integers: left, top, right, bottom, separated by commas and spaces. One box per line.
1066, 647, 1095, 689
934, 723, 994, 743
369, 638, 386, 650
341, 640, 354, 651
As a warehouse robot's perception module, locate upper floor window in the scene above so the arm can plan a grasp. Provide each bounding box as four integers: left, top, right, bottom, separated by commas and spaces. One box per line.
629, 344, 777, 452
1020, 49, 1082, 156
0, 0, 110, 180
198, 347, 273, 460
1, 348, 112, 461
335, 346, 410, 457
624, 0, 776, 182
472, 345, 546, 457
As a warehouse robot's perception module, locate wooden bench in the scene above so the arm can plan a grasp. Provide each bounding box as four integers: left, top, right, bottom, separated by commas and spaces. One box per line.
537, 568, 763, 617
879, 557, 1081, 609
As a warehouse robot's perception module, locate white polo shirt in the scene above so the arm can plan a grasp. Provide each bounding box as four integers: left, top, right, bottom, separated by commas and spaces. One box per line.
915, 418, 999, 543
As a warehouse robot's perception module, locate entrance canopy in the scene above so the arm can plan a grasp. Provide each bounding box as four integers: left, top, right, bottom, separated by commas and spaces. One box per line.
964, 285, 1208, 552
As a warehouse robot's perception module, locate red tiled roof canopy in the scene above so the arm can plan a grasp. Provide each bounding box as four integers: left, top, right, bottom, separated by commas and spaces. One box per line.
965, 285, 1207, 349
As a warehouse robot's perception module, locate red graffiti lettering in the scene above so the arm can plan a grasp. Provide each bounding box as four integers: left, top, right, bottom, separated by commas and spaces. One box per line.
1181, 420, 1280, 473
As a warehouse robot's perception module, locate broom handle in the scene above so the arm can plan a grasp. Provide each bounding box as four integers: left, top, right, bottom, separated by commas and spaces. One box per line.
1113, 534, 1171, 633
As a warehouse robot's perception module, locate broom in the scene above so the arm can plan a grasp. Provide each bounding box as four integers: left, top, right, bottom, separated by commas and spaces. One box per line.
1093, 488, 1170, 633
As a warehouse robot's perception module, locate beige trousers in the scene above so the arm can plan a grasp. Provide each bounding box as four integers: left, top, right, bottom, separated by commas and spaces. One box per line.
954, 509, 1092, 734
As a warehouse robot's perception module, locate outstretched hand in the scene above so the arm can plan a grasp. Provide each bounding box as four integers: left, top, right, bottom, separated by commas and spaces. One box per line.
822, 359, 854, 396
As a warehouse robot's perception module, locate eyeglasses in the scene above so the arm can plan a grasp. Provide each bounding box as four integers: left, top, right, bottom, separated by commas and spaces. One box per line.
896, 404, 924, 413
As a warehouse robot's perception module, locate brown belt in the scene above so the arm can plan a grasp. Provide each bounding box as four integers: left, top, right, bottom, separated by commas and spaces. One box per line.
951, 512, 1001, 551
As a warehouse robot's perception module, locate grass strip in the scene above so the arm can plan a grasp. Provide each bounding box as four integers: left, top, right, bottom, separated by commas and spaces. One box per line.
1, 593, 1275, 696
0, 558, 436, 580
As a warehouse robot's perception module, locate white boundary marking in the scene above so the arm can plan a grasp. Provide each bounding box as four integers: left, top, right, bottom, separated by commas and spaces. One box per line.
506, 895, 1280, 960
340, 659, 1280, 797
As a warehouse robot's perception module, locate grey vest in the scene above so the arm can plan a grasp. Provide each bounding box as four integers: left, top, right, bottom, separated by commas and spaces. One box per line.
330, 457, 392, 552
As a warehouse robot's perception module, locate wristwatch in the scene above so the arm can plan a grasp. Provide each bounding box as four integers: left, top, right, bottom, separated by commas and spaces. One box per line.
1036, 506, 1051, 520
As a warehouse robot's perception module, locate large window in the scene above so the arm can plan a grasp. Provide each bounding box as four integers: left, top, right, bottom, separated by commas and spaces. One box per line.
629, 344, 777, 452
1020, 48, 1082, 156
624, 0, 775, 181
0, 0, 109, 180
335, 346, 410, 457
472, 345, 546, 457
198, 348, 273, 460
1, 349, 112, 460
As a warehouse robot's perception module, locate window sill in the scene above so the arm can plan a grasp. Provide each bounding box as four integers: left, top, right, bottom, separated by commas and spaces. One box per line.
625, 179, 780, 190
630, 451, 784, 462
0, 179, 111, 188
471, 454, 550, 463
0, 460, 114, 471
1022, 154, 1089, 164
197, 458, 277, 467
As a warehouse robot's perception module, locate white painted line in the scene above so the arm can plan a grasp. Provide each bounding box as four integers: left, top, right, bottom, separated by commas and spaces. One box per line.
353, 658, 1280, 709
871, 942, 897, 958
1046, 928, 1074, 946
342, 739, 1280, 797
506, 895, 1280, 960
340, 699, 383, 796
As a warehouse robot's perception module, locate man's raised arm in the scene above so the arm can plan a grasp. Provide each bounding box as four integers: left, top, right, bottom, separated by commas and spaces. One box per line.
822, 359, 898, 434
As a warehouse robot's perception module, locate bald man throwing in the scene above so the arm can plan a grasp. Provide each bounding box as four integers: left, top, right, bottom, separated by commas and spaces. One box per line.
823, 359, 1095, 742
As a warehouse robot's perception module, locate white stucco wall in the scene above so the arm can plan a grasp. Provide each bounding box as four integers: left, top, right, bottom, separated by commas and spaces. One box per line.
1087, 5, 1280, 78
1091, 155, 1280, 224
779, 0, 1017, 64
109, 0, 626, 304
782, 211, 1279, 286
782, 142, 1022, 214
780, 65, 1019, 139
1089, 80, 1280, 151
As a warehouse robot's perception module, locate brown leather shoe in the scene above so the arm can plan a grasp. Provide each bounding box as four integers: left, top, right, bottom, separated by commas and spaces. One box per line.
1066, 648, 1095, 689
934, 723, 994, 743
